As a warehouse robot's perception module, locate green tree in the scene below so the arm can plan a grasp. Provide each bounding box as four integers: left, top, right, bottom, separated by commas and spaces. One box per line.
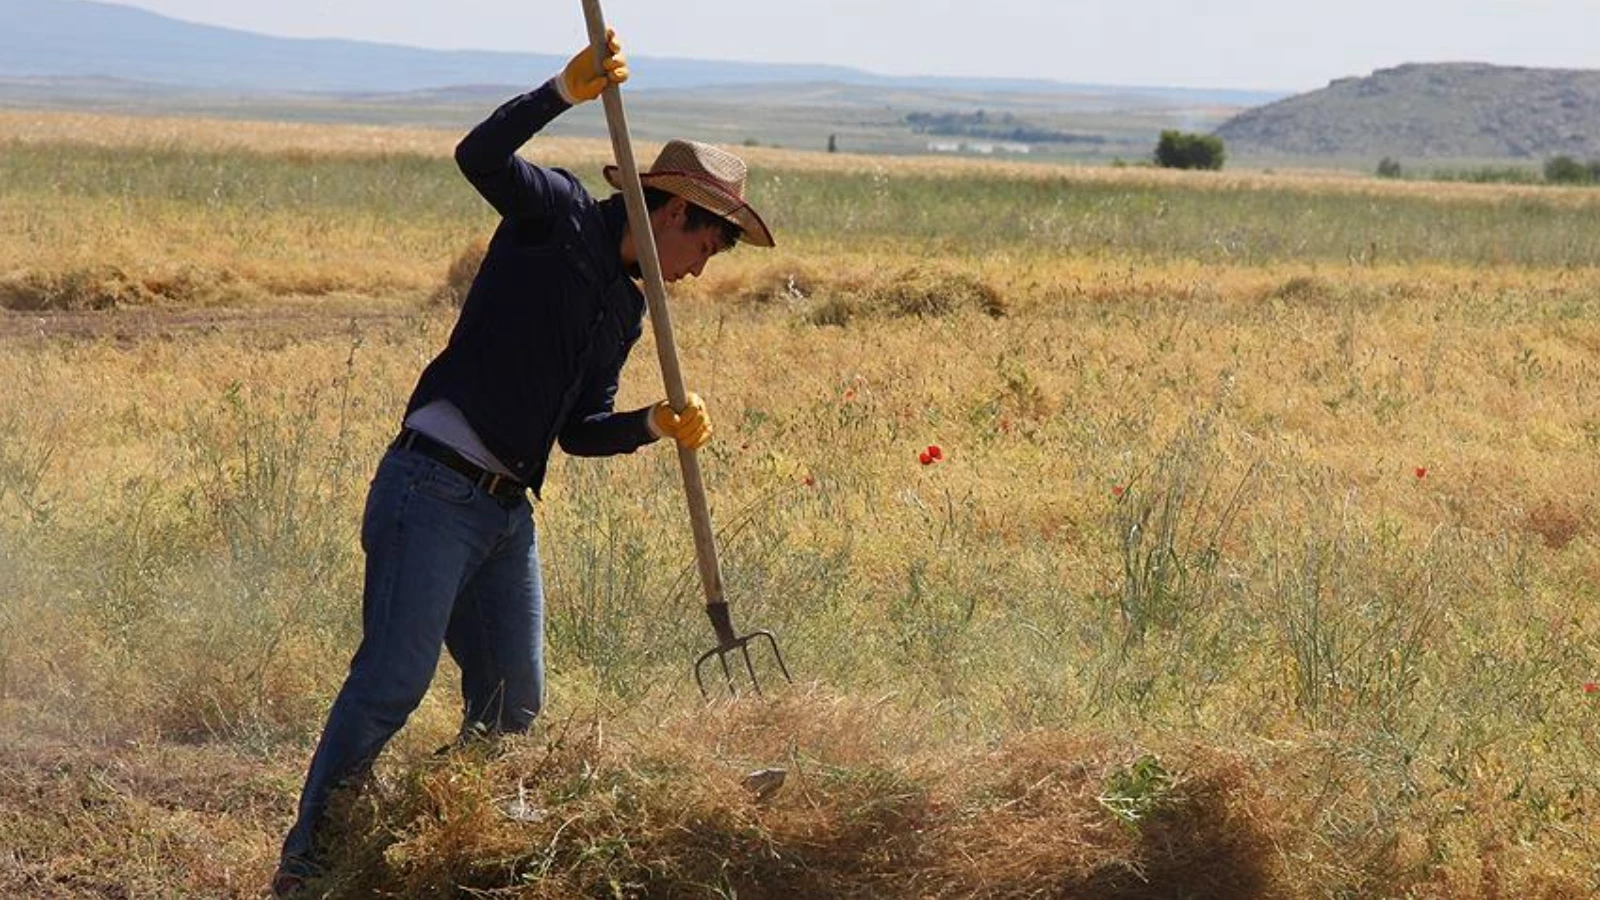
1544, 155, 1594, 185
1154, 131, 1226, 171
1377, 157, 1403, 179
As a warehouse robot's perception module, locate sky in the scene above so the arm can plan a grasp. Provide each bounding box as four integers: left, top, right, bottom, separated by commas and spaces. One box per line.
108, 0, 1594, 92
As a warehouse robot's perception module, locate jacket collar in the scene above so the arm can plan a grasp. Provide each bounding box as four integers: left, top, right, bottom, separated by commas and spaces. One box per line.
600, 192, 630, 265
598, 192, 646, 321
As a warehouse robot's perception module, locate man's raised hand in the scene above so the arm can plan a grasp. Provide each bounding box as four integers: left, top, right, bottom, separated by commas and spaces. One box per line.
558, 28, 628, 104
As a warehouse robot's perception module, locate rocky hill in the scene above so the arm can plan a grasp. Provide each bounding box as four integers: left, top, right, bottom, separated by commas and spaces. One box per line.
1215, 63, 1600, 159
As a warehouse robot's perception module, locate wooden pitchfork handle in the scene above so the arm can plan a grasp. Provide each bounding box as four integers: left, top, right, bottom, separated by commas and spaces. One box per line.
579, 0, 738, 649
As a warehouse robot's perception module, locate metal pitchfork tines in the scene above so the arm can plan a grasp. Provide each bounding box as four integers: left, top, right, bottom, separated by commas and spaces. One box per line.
695, 600, 794, 699
581, 0, 795, 701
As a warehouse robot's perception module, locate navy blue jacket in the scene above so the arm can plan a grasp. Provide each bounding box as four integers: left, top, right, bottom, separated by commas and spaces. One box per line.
405, 80, 656, 495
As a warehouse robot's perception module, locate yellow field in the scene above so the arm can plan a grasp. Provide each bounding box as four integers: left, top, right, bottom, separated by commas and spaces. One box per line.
1, 110, 1597, 898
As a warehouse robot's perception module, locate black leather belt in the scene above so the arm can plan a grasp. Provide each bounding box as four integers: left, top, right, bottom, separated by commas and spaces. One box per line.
392, 428, 526, 500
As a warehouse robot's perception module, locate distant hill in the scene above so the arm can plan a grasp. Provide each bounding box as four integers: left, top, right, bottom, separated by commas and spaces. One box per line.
0, 0, 1279, 106
1215, 63, 1600, 159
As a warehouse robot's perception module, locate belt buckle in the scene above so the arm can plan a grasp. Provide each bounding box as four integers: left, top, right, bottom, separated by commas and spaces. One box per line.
482, 472, 504, 496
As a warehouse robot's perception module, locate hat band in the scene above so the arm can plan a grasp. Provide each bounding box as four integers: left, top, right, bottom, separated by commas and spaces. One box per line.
641, 169, 747, 205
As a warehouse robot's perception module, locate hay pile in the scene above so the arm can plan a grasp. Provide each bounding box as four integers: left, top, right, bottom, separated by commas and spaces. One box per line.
314, 691, 1285, 899
716, 262, 1007, 325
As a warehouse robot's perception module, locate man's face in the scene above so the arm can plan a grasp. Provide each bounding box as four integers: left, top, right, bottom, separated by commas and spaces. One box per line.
652, 198, 730, 283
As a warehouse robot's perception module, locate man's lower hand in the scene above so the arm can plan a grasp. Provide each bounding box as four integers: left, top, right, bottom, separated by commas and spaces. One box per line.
650, 393, 712, 450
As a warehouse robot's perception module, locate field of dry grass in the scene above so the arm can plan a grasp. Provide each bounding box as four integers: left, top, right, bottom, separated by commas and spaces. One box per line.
2, 109, 1598, 898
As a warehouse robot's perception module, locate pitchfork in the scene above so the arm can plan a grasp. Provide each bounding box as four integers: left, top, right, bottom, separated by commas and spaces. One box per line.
581, 0, 794, 699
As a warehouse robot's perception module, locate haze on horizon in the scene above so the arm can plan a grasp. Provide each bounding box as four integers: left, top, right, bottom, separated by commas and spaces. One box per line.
99, 0, 1594, 93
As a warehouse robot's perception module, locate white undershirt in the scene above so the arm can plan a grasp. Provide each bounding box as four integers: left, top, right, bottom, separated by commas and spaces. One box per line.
402, 400, 517, 477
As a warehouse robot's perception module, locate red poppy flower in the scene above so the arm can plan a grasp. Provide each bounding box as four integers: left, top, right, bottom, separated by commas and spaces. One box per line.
1415, 467, 1428, 479
1585, 682, 1599, 694
918, 451, 933, 466
927, 444, 943, 461
1112, 485, 1125, 497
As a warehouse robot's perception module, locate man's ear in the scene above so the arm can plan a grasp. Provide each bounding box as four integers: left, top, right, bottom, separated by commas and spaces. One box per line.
648, 195, 685, 233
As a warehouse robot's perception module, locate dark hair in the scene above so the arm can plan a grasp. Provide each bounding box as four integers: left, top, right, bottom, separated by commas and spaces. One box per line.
643, 187, 742, 249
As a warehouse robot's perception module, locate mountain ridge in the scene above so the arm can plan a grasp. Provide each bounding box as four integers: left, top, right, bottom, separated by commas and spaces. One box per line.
0, 0, 1281, 107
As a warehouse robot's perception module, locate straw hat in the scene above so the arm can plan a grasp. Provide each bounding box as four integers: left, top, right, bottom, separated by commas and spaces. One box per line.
604, 140, 775, 248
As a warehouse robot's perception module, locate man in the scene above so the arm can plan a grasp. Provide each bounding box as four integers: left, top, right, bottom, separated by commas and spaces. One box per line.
273, 29, 774, 896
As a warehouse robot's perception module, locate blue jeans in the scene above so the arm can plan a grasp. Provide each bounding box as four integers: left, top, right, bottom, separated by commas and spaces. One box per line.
279, 445, 544, 873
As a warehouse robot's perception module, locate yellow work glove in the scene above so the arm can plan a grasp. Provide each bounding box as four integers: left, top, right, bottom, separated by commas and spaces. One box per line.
558, 29, 628, 104
649, 393, 713, 450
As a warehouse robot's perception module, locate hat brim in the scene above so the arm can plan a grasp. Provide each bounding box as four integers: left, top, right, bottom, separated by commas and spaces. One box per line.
604, 165, 775, 248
